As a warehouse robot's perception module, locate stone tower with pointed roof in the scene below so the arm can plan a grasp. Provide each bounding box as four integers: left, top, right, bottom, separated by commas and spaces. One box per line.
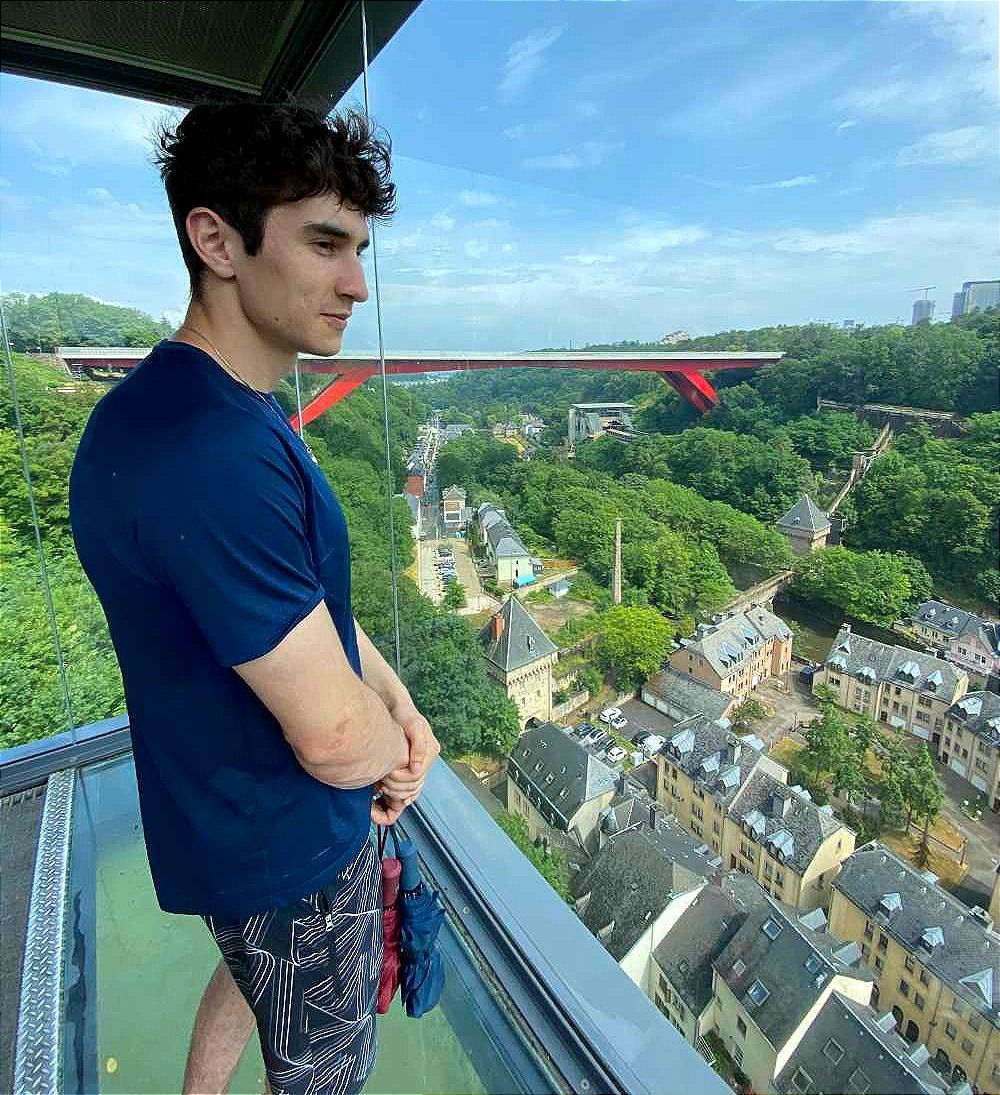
479, 596, 559, 730
776, 494, 832, 555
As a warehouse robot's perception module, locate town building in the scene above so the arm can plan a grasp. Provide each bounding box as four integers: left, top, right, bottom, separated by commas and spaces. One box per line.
656, 718, 855, 910
479, 596, 558, 728
773, 991, 958, 1095
440, 484, 468, 533
641, 666, 736, 726
940, 692, 1000, 811
476, 503, 534, 587
776, 495, 832, 555
990, 867, 1000, 929
506, 722, 618, 845
441, 422, 475, 442
911, 298, 935, 326
828, 843, 999, 1093
727, 768, 856, 912
814, 626, 968, 739
652, 872, 766, 1046
910, 600, 1000, 689
712, 894, 875, 1094
567, 402, 636, 444
573, 827, 708, 996
671, 606, 793, 703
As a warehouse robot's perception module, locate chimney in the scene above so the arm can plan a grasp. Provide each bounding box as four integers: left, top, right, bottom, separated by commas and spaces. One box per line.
613, 518, 622, 606
493, 613, 504, 642
649, 804, 658, 831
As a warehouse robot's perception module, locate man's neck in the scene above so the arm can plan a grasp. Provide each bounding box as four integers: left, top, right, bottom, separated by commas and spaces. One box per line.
171, 300, 297, 393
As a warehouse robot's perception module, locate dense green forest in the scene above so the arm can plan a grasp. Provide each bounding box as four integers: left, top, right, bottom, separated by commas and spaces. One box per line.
1, 292, 175, 351
2, 319, 521, 753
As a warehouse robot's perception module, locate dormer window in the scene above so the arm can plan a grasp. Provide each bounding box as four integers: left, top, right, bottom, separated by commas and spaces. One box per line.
746, 979, 770, 1008
762, 918, 783, 940
879, 892, 902, 917
920, 926, 944, 950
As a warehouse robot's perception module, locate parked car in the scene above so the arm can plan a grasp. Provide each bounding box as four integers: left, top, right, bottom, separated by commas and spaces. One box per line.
593, 732, 614, 750
575, 722, 595, 736
606, 746, 627, 764
610, 715, 629, 732
631, 731, 652, 747
599, 707, 622, 724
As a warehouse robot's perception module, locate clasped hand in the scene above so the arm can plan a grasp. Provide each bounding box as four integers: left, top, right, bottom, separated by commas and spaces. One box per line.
371, 701, 440, 827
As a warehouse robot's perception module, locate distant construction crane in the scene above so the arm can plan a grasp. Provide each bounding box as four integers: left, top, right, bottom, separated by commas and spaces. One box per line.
909, 286, 935, 300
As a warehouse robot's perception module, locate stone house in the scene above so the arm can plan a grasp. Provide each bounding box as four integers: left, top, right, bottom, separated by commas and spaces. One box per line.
479, 596, 558, 728
776, 494, 832, 555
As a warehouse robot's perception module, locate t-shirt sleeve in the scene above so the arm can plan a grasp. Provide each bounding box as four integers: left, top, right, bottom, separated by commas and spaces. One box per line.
140, 430, 325, 668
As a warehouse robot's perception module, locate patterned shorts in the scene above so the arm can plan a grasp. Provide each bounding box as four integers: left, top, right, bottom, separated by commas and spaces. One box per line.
202, 839, 384, 1095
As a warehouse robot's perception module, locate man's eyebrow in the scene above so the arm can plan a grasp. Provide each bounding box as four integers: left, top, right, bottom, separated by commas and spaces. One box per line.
303, 221, 370, 251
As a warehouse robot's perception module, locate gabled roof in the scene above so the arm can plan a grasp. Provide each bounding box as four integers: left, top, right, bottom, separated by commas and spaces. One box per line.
947, 691, 1000, 749
663, 716, 767, 806
479, 596, 557, 673
683, 606, 793, 680
509, 722, 618, 828
730, 768, 851, 874
714, 896, 873, 1050
833, 843, 1000, 1025
653, 874, 766, 1017
821, 627, 963, 696
643, 666, 735, 724
441, 485, 466, 500
777, 494, 831, 534
774, 992, 949, 1095
572, 828, 706, 961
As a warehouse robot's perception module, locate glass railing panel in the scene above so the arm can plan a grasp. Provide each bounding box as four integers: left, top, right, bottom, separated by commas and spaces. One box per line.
62, 752, 559, 1094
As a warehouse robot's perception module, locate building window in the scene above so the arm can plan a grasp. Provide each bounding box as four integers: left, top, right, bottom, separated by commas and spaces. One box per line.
746, 979, 770, 1007
774, 872, 785, 887
915, 992, 925, 1010
848, 1068, 871, 1095
874, 955, 884, 972
919, 970, 930, 987
863, 921, 873, 941
899, 979, 909, 997
861, 943, 869, 960
968, 1013, 981, 1033
961, 1038, 975, 1056
823, 1039, 845, 1064
945, 1022, 957, 1040
737, 1017, 747, 1038
878, 933, 888, 951
904, 955, 915, 972
789, 1067, 813, 1093
733, 1046, 743, 1067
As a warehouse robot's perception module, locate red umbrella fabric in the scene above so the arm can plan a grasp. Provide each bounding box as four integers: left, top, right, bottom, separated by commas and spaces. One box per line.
376, 826, 403, 1015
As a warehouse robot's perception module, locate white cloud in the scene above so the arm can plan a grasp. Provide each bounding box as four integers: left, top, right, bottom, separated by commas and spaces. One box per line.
464, 240, 490, 259
503, 124, 529, 140
87, 187, 115, 202
896, 126, 997, 168
459, 189, 504, 207
0, 177, 11, 188
499, 25, 566, 97
523, 153, 583, 171
623, 225, 708, 253
749, 174, 818, 191
835, 120, 858, 133
430, 212, 456, 231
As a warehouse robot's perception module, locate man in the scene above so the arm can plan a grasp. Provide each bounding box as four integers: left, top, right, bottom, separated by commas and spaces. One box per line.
69, 101, 439, 1095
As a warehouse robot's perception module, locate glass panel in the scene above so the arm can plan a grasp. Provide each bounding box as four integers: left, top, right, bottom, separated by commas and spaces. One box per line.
64, 754, 552, 1093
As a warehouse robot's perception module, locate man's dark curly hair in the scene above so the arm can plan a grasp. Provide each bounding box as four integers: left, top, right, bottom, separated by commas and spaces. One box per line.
152, 100, 396, 300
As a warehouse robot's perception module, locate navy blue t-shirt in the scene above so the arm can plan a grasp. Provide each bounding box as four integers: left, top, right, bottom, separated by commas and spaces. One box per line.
69, 339, 372, 919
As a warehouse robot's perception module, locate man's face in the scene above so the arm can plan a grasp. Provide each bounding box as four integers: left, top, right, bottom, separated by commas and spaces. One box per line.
230, 192, 370, 357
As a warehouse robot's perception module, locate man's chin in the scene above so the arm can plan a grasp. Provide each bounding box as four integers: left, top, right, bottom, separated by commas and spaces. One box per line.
299, 332, 344, 358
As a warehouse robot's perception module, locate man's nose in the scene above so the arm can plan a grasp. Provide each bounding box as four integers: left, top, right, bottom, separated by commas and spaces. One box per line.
340, 253, 369, 304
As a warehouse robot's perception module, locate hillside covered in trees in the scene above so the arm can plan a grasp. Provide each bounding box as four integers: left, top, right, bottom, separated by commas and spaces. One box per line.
1, 291, 175, 351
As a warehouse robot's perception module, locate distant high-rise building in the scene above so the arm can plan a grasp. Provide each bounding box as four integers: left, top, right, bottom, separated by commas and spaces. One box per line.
960, 279, 1000, 314
911, 298, 935, 325
952, 291, 966, 319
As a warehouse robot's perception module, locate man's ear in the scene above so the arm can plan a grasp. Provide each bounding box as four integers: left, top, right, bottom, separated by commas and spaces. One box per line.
186, 207, 238, 283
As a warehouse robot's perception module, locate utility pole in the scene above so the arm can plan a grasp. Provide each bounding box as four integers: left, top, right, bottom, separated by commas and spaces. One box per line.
613, 518, 622, 605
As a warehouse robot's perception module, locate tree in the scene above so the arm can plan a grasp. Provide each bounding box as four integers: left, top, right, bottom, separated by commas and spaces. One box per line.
441, 579, 466, 610
495, 812, 572, 903
902, 744, 943, 865
596, 606, 672, 690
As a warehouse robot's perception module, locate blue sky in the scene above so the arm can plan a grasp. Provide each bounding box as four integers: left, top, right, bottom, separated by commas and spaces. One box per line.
1, 0, 997, 351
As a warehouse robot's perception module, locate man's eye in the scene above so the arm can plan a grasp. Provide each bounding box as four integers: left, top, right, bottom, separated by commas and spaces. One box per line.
315, 241, 336, 252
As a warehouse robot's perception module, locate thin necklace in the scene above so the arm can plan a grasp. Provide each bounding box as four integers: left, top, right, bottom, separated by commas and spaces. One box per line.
177, 324, 319, 465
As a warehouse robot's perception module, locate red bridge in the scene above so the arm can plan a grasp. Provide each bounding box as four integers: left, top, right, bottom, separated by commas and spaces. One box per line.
56, 348, 783, 426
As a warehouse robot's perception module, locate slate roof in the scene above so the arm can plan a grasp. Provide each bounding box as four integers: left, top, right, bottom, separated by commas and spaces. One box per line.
822, 626, 964, 696
714, 895, 873, 1051
662, 715, 768, 806
777, 494, 831, 534
912, 600, 1000, 656
572, 827, 706, 961
571, 402, 636, 410
643, 666, 735, 724
485, 518, 531, 559
508, 722, 618, 830
946, 691, 1000, 749
479, 596, 557, 673
833, 843, 1000, 1026
774, 992, 950, 1095
682, 606, 792, 680
441, 485, 466, 501
653, 873, 766, 1017
730, 767, 851, 875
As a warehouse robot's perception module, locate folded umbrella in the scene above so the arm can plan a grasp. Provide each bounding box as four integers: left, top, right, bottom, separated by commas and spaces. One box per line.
377, 822, 446, 1019
376, 825, 403, 1015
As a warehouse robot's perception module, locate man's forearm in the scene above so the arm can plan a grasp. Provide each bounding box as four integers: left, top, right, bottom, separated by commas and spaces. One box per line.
300, 679, 409, 790
354, 617, 411, 715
